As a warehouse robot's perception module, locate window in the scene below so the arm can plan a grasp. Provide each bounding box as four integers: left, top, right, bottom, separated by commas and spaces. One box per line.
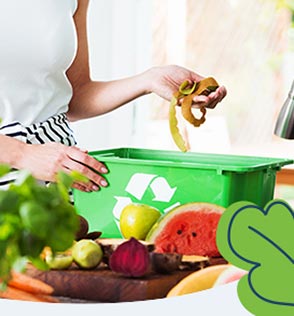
72, 0, 294, 203
147, 0, 294, 158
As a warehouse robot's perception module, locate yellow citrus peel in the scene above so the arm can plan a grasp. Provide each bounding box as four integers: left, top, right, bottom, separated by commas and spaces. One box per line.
169, 77, 219, 152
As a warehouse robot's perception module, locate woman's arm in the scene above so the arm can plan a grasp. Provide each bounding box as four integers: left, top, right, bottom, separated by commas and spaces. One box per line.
66, 0, 227, 122
0, 134, 108, 192
66, 0, 150, 121
0, 135, 25, 168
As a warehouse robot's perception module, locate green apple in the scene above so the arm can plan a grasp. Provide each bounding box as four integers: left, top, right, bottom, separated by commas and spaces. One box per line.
120, 203, 161, 240
72, 239, 103, 269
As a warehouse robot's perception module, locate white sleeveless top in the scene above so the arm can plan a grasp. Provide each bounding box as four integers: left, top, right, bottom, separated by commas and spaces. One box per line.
0, 0, 78, 127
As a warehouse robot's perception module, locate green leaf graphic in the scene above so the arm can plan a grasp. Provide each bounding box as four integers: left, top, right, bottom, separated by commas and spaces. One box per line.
216, 199, 294, 316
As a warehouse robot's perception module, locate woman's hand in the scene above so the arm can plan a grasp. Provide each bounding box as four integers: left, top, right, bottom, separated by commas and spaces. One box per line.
145, 65, 227, 108
18, 142, 108, 192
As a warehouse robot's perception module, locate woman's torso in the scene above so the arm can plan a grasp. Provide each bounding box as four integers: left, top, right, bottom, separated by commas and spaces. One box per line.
0, 0, 77, 126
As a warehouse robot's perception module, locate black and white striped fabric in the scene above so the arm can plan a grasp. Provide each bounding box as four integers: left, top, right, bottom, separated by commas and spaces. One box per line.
0, 112, 76, 190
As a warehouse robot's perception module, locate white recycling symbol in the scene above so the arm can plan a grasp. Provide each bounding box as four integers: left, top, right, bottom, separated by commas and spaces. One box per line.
112, 173, 180, 231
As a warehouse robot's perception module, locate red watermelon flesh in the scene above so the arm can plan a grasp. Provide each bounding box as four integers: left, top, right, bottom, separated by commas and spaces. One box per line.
146, 203, 224, 257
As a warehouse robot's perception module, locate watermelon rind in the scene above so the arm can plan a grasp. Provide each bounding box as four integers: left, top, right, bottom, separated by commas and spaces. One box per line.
145, 202, 225, 243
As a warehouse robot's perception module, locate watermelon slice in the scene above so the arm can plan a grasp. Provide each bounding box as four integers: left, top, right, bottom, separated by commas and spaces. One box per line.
146, 202, 224, 257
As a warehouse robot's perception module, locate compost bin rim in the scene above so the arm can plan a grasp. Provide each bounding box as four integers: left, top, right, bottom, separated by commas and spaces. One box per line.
88, 147, 294, 173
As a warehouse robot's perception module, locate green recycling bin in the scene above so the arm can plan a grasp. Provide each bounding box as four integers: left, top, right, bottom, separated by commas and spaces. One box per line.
73, 147, 293, 238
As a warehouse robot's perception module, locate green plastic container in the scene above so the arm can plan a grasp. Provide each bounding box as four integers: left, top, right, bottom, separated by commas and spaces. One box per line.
73, 148, 293, 237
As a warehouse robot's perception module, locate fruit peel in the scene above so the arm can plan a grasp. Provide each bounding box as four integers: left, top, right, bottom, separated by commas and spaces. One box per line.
45, 252, 73, 270
169, 77, 219, 152
169, 96, 188, 152
166, 264, 229, 297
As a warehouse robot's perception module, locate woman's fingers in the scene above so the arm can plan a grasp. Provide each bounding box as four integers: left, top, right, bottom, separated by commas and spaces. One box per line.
191, 85, 227, 109
62, 154, 108, 191
61, 166, 93, 192
71, 182, 94, 193
63, 146, 109, 191
191, 95, 210, 106
207, 86, 227, 109
178, 86, 227, 108
67, 146, 108, 174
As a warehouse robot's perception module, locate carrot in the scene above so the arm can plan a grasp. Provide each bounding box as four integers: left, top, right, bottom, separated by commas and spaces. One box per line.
0, 286, 48, 302
8, 271, 54, 296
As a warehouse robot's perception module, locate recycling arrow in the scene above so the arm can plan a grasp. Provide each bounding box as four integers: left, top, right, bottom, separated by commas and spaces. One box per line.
112, 196, 132, 221
125, 173, 177, 202
125, 173, 157, 200
150, 177, 176, 202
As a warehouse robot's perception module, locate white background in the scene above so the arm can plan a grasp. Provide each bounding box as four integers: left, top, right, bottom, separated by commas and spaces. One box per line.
0, 281, 252, 316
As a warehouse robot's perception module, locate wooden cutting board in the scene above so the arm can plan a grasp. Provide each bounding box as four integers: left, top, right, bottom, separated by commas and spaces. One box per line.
25, 264, 197, 303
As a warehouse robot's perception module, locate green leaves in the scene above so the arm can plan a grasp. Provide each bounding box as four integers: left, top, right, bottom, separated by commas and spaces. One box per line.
217, 199, 294, 316
20, 202, 52, 239
0, 167, 79, 283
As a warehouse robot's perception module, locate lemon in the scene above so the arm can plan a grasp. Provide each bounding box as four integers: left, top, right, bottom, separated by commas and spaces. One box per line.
120, 203, 161, 240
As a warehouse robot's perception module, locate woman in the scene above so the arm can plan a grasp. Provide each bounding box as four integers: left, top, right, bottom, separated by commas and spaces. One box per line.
0, 0, 226, 193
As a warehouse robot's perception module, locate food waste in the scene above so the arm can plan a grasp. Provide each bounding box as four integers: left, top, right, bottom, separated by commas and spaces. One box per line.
169, 77, 219, 152
109, 237, 150, 277
146, 202, 224, 257
38, 202, 226, 278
